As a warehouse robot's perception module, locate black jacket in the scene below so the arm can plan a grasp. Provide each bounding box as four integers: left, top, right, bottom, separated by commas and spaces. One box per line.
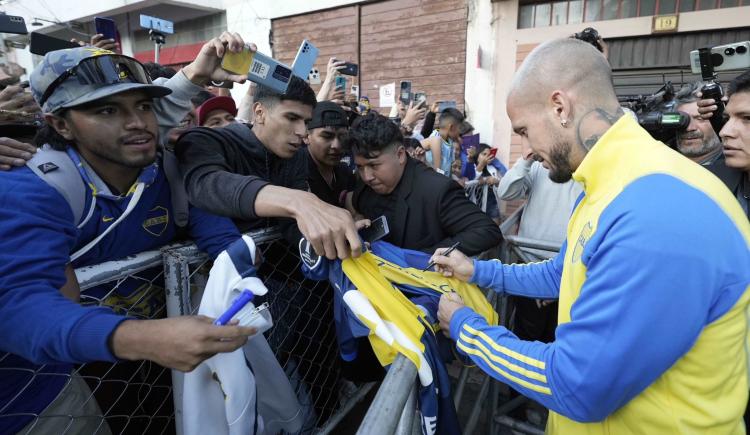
706, 154, 750, 220
176, 122, 308, 239
352, 157, 503, 256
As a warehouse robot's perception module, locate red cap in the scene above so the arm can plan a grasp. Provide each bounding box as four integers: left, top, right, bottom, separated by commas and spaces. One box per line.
196, 96, 238, 126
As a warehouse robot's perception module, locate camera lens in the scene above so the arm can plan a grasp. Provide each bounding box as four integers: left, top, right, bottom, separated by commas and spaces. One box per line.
724, 48, 736, 56
737, 45, 748, 55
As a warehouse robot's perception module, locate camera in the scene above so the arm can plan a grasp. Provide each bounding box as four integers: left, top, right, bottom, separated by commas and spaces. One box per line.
622, 41, 750, 145
573, 27, 603, 53
618, 82, 690, 147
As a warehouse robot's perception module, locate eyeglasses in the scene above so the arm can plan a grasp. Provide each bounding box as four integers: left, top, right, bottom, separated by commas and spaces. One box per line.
39, 55, 152, 109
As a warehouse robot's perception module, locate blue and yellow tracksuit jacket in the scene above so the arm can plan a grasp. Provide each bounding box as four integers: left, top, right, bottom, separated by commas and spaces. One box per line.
451, 115, 750, 434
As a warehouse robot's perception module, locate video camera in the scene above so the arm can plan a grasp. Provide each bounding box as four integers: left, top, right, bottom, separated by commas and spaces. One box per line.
620, 40, 750, 146
618, 82, 689, 147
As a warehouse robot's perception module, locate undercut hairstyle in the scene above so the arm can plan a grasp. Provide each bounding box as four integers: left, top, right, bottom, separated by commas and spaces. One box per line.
470, 143, 492, 164
143, 62, 177, 80
348, 112, 404, 159
727, 69, 750, 97
254, 75, 317, 109
439, 107, 464, 127
190, 90, 215, 107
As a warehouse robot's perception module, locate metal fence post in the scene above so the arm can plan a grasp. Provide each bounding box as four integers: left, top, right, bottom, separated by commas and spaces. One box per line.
163, 249, 192, 435
394, 382, 418, 435
357, 355, 418, 435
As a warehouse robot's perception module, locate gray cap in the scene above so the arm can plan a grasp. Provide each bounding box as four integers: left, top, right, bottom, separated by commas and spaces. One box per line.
30, 47, 171, 113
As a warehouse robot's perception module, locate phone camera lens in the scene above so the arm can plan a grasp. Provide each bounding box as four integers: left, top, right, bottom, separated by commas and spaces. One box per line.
724, 47, 736, 56
737, 45, 748, 55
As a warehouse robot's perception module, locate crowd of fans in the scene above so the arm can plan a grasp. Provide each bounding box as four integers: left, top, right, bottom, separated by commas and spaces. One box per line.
0, 24, 748, 435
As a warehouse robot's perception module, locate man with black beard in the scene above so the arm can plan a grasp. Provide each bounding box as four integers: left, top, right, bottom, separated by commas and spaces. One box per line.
431, 38, 750, 435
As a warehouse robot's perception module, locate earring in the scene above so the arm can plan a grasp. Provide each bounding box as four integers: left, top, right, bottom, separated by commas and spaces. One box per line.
560, 119, 569, 127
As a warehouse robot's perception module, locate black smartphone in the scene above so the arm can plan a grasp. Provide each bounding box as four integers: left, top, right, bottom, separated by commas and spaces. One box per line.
95, 17, 117, 40
340, 62, 358, 76
209, 79, 234, 89
399, 81, 411, 105
29, 32, 79, 55
0, 15, 27, 35
414, 92, 427, 108
359, 215, 390, 244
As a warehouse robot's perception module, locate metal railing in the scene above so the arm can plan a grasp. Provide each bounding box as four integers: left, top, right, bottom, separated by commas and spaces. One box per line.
355, 204, 564, 435
2, 228, 371, 435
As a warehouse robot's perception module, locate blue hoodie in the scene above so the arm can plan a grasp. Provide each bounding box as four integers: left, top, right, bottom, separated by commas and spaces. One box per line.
0, 150, 240, 434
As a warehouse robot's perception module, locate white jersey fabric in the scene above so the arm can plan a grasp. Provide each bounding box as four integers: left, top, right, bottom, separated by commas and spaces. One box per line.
182, 235, 304, 435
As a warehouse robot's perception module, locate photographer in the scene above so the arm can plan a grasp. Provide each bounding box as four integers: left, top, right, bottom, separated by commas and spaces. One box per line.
673, 82, 723, 165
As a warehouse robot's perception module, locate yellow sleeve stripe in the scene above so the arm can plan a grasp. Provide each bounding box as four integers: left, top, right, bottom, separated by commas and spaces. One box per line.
456, 341, 552, 395
459, 332, 547, 383
463, 324, 546, 369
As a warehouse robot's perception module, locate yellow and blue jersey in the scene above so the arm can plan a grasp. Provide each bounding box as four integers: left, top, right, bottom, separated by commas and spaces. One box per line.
303, 241, 498, 434
451, 115, 750, 434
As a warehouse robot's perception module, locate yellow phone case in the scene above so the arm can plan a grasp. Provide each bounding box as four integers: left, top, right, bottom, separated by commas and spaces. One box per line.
221, 49, 254, 75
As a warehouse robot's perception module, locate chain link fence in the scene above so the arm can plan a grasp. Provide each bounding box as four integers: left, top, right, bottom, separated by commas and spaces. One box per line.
2, 228, 372, 435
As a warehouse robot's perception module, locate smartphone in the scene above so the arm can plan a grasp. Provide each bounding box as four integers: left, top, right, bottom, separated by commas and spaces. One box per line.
291, 39, 319, 81
209, 80, 234, 89
351, 84, 360, 99
438, 100, 457, 112
399, 81, 412, 105
0, 15, 27, 35
29, 32, 79, 55
488, 148, 498, 160
690, 41, 750, 74
335, 76, 347, 91
309, 68, 321, 85
359, 215, 390, 244
95, 17, 117, 41
414, 92, 427, 108
340, 62, 358, 76
222, 47, 293, 94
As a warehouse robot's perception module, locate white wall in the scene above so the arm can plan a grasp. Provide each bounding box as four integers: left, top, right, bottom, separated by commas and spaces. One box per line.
464, 0, 497, 147
490, 0, 520, 167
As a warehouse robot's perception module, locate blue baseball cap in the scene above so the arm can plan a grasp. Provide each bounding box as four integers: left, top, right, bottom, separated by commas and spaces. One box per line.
30, 46, 171, 113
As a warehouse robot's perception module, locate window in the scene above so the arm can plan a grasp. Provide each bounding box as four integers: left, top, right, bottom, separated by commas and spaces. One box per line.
679, 0, 696, 11
519, 4, 534, 28
603, 0, 620, 18
658, 0, 677, 12
569, 0, 585, 21
535, 3, 552, 26
640, 0, 656, 14
518, 0, 743, 28
552, 1, 569, 25
621, 0, 638, 16
585, 0, 602, 20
